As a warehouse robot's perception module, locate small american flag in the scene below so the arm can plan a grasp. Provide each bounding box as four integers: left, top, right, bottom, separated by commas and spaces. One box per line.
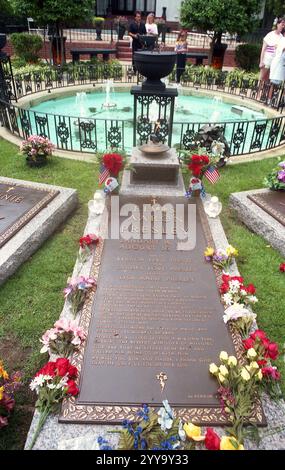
98, 164, 110, 185
204, 166, 220, 184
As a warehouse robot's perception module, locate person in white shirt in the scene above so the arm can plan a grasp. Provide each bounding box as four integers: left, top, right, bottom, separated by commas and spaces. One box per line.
145, 13, 158, 36
270, 32, 285, 85
259, 17, 285, 81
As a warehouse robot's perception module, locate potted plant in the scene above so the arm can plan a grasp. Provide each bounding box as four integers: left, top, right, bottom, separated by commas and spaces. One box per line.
92, 16, 105, 41
264, 160, 285, 191
114, 16, 128, 40
20, 135, 55, 167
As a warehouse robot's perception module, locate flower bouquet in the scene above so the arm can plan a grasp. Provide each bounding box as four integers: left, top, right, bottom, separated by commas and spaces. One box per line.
79, 233, 100, 263
63, 276, 96, 316
97, 151, 127, 194
0, 360, 22, 428
29, 358, 79, 449
20, 135, 55, 167
220, 274, 258, 308
204, 245, 238, 272
264, 160, 285, 191
40, 318, 86, 357
183, 148, 221, 198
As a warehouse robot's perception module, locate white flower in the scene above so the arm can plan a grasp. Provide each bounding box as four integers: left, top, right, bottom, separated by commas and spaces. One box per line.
218, 373, 226, 383
228, 280, 241, 293
223, 303, 251, 323
240, 368, 251, 381
247, 348, 257, 359
178, 419, 186, 442
248, 295, 258, 304
219, 351, 228, 362
40, 345, 49, 354
249, 361, 259, 370
219, 365, 229, 376
222, 293, 233, 306
209, 363, 219, 374
157, 400, 174, 432
228, 356, 237, 367
47, 383, 56, 389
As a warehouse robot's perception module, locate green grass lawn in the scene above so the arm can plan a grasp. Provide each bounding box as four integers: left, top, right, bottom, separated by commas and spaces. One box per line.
0, 138, 284, 449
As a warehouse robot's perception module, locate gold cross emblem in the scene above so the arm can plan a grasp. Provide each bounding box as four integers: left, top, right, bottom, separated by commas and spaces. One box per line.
156, 372, 168, 392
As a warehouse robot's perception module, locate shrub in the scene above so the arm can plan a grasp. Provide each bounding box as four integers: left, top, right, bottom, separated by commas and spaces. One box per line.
225, 69, 259, 87
10, 33, 43, 63
235, 43, 261, 72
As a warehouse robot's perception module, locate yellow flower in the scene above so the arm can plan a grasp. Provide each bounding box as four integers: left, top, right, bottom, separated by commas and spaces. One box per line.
0, 365, 9, 380
218, 373, 226, 383
209, 363, 219, 375
257, 369, 263, 381
0, 386, 4, 400
240, 368, 251, 381
249, 361, 259, 371
220, 436, 244, 450
247, 348, 257, 359
204, 247, 215, 257
226, 245, 238, 257
228, 356, 237, 367
219, 351, 228, 362
219, 365, 229, 376
183, 423, 205, 442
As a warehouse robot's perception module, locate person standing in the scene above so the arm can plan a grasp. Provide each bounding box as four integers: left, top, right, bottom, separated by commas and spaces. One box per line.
259, 17, 285, 82
145, 13, 158, 36
269, 30, 285, 85
128, 11, 146, 73
175, 30, 188, 84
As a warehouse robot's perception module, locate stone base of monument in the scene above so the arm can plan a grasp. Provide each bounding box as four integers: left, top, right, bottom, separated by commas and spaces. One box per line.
230, 188, 285, 257
0, 177, 77, 285
120, 147, 185, 197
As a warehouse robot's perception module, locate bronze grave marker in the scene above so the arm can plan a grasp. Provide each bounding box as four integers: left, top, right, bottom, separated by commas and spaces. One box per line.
0, 182, 59, 248
61, 196, 265, 425
248, 191, 285, 227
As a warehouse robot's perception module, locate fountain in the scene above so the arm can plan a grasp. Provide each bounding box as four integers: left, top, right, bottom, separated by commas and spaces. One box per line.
210, 96, 222, 122
102, 80, 117, 109
76, 92, 87, 117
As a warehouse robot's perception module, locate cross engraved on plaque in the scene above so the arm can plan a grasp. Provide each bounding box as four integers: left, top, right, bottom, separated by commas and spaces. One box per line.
156, 372, 168, 392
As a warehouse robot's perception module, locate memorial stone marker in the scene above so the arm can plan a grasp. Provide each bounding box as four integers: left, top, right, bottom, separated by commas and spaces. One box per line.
248, 191, 285, 227
61, 196, 264, 426
0, 182, 59, 248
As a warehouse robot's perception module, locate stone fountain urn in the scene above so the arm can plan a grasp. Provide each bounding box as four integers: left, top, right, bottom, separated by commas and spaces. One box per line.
134, 51, 176, 90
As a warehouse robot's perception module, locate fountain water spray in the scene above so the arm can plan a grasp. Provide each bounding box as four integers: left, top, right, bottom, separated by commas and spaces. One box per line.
102, 80, 117, 109
76, 92, 87, 117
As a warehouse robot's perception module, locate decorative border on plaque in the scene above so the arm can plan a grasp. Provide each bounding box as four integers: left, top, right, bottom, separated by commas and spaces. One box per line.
248, 193, 285, 227
60, 198, 266, 426
0, 182, 59, 248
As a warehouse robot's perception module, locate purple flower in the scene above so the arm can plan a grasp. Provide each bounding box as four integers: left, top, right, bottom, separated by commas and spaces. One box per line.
278, 170, 285, 183
278, 161, 285, 169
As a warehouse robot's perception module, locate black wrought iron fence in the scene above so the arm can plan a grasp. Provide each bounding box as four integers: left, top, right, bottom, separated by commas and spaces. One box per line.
1, 63, 285, 156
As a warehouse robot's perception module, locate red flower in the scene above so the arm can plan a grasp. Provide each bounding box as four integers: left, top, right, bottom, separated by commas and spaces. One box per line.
280, 263, 285, 272
243, 338, 255, 350
257, 359, 267, 367
246, 284, 256, 295
1, 394, 15, 412
55, 358, 70, 377
188, 163, 203, 177
68, 364, 78, 379
220, 283, 229, 294
205, 428, 221, 450
66, 379, 79, 396
79, 234, 99, 249
250, 330, 267, 341
103, 153, 123, 176
191, 154, 201, 163
36, 361, 56, 377
262, 366, 281, 380
266, 342, 279, 360
201, 155, 210, 165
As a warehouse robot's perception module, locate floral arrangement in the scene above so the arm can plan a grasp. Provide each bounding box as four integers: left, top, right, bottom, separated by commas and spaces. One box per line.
182, 147, 221, 198
40, 318, 86, 357
264, 160, 285, 191
102, 153, 124, 177
220, 274, 258, 308
101, 400, 244, 450
20, 135, 55, 166
29, 358, 79, 449
63, 276, 96, 316
204, 245, 238, 272
0, 360, 22, 429
79, 233, 100, 262
209, 351, 262, 445
223, 304, 257, 338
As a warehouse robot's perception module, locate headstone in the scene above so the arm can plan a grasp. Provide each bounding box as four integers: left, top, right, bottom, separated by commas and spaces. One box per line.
248, 191, 285, 227
61, 196, 265, 426
0, 182, 59, 248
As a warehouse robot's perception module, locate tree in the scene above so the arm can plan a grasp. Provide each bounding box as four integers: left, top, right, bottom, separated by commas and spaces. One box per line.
10, 0, 95, 64
180, 0, 262, 64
